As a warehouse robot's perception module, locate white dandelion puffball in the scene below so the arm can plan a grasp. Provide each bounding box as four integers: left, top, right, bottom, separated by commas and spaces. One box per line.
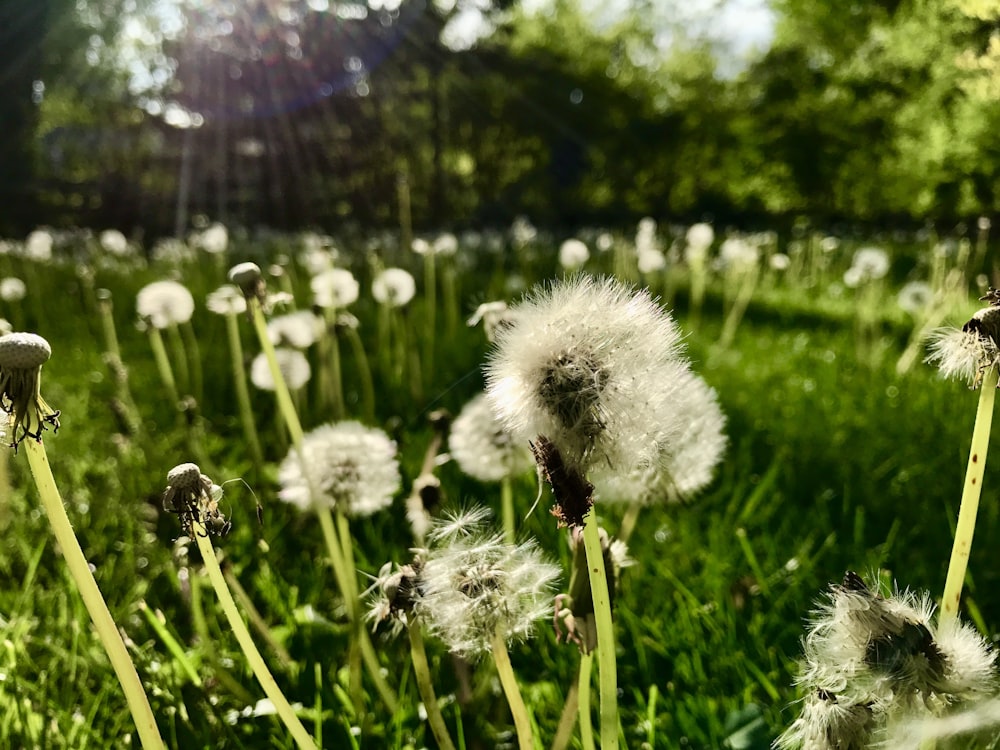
593, 372, 726, 504
99, 229, 130, 256
897, 281, 933, 315
198, 222, 229, 254
449, 393, 534, 482
849, 246, 890, 283
719, 236, 759, 270
206, 285, 247, 316
637, 249, 666, 274
433, 232, 459, 256
278, 421, 401, 516
311, 268, 359, 309
250, 348, 311, 391
686, 222, 715, 250
769, 253, 791, 272
267, 310, 323, 348
25, 230, 53, 262
0, 278, 26, 302
136, 280, 196, 328
417, 508, 560, 656
485, 275, 693, 476
558, 238, 590, 270
372, 268, 416, 307
926, 305, 1000, 386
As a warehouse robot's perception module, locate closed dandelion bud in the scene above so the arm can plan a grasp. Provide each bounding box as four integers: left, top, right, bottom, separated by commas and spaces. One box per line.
228, 262, 267, 307
0, 332, 60, 449
926, 298, 1000, 387
277, 421, 401, 517
162, 462, 231, 538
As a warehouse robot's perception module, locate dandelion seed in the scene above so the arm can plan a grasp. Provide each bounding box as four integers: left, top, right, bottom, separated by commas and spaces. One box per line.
277, 421, 400, 516
926, 304, 1000, 387
311, 268, 359, 309
0, 332, 60, 449
449, 393, 534, 483
250, 349, 311, 391
372, 268, 416, 307
136, 280, 195, 329
466, 301, 516, 342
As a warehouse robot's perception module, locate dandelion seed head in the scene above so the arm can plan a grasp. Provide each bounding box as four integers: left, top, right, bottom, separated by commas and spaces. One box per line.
197, 222, 229, 254
467, 301, 516, 342
372, 268, 416, 307
311, 268, 359, 309
449, 393, 534, 483
897, 281, 933, 315
98, 229, 130, 257
685, 222, 715, 250
719, 236, 759, 270
926, 306, 1000, 386
418, 510, 560, 656
775, 689, 876, 750
277, 421, 400, 517
250, 348, 311, 391
485, 275, 691, 476
0, 278, 26, 303
24, 230, 53, 262
267, 310, 323, 348
849, 247, 890, 283
205, 285, 247, 316
770, 253, 791, 272
558, 238, 590, 270
136, 280, 195, 329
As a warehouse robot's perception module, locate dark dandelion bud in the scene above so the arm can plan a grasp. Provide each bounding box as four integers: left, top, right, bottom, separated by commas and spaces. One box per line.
0, 332, 60, 450
228, 262, 267, 309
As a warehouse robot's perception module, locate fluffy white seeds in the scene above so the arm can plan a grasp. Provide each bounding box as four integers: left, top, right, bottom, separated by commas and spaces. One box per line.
926, 305, 1000, 387
267, 310, 323, 349
311, 269, 359, 309
372, 268, 416, 307
449, 393, 534, 482
136, 280, 196, 328
485, 275, 692, 476
250, 348, 311, 391
417, 508, 560, 656
206, 285, 248, 316
277, 421, 400, 516
558, 239, 590, 270
0, 278, 26, 302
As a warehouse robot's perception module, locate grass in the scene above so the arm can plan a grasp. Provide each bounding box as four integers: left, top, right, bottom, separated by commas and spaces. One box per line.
0, 229, 997, 748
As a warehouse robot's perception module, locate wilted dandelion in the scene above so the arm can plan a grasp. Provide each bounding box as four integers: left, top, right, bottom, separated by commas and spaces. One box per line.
250, 348, 311, 391
0, 277, 27, 302
926, 304, 1000, 387
372, 268, 416, 307
778, 572, 997, 749
0, 332, 60, 449
277, 421, 400, 516
311, 268, 359, 309
136, 280, 195, 329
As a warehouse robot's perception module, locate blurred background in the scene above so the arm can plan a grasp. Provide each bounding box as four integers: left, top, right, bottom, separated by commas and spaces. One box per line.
4, 0, 997, 240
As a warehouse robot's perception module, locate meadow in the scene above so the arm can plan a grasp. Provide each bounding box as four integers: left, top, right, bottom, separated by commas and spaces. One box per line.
0, 221, 997, 749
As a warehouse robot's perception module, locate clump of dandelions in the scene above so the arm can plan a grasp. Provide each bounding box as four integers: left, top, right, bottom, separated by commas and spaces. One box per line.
277, 421, 400, 516
0, 332, 60, 448
777, 572, 997, 749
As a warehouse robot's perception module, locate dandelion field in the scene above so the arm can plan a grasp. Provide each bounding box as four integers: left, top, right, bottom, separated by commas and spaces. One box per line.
2, 224, 1000, 749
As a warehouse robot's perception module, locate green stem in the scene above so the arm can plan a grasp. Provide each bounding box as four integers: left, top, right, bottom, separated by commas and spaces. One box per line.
582, 514, 619, 750
549, 664, 580, 750
193, 525, 317, 750
222, 565, 293, 670
408, 623, 457, 750
25, 439, 165, 750
224, 312, 264, 467
147, 327, 179, 404
501, 476, 515, 545
941, 365, 999, 622
490, 628, 533, 750
578, 652, 595, 750
166, 323, 190, 396
329, 329, 345, 421
343, 325, 375, 423
424, 252, 436, 386
180, 321, 203, 404
617, 503, 641, 545
250, 300, 304, 447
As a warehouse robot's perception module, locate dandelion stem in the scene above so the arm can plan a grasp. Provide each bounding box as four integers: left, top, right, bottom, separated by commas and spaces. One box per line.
941, 364, 999, 622
617, 503, 641, 544
582, 514, 619, 750
490, 627, 534, 750
329, 329, 345, 421
342, 325, 375, 423
222, 564, 293, 670
549, 666, 580, 750
578, 652, 596, 750
146, 327, 179, 404
408, 622, 457, 750
224, 311, 264, 467
501, 476, 515, 545
249, 300, 304, 446
192, 523, 317, 750
423, 251, 436, 386
24, 438, 165, 750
